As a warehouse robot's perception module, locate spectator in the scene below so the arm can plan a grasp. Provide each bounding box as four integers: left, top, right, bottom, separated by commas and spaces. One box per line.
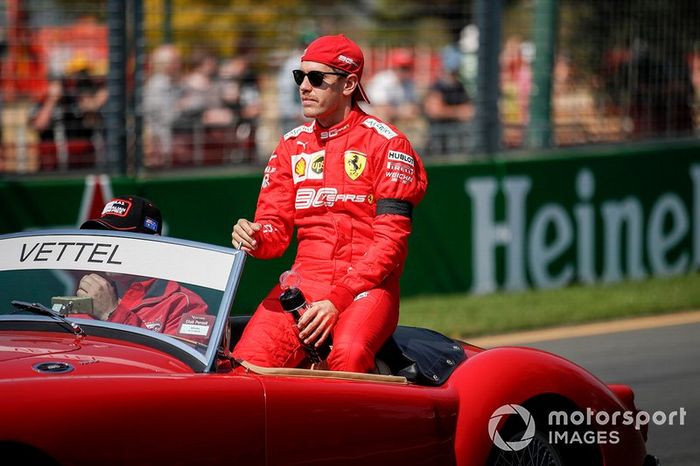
0, 26, 6, 151
423, 45, 473, 156
626, 42, 695, 137
29, 55, 108, 170
78, 195, 209, 335
459, 24, 479, 100
365, 48, 420, 125
143, 44, 182, 166
208, 55, 261, 163
172, 48, 221, 165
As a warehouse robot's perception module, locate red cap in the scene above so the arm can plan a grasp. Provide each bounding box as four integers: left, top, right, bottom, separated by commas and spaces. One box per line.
389, 49, 414, 68
301, 34, 370, 104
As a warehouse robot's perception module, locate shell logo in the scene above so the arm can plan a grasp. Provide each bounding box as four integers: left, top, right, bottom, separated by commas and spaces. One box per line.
295, 158, 307, 177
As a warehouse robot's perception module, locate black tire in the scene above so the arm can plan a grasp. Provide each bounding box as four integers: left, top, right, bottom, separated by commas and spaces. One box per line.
487, 429, 563, 466
0, 442, 58, 466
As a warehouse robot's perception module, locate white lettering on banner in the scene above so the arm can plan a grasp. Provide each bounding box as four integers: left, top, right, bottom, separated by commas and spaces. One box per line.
601, 199, 646, 282
466, 177, 530, 293
575, 170, 596, 284
465, 165, 700, 293
691, 166, 700, 268
295, 188, 367, 209
648, 194, 689, 276
529, 205, 574, 289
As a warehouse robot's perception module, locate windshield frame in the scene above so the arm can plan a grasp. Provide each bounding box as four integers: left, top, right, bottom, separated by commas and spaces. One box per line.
0, 229, 245, 372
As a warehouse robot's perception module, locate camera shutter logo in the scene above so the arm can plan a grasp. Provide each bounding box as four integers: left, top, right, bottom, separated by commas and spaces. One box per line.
488, 404, 536, 451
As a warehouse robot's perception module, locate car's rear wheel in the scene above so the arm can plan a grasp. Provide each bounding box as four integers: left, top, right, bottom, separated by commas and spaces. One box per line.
487, 430, 563, 466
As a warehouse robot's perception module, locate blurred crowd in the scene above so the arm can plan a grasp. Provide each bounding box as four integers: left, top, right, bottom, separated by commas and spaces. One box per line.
4, 26, 699, 172
28, 55, 109, 171
143, 44, 261, 167
20, 37, 479, 171
152, 39, 466, 168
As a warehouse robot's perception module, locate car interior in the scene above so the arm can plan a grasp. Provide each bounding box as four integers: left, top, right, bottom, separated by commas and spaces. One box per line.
227, 315, 466, 385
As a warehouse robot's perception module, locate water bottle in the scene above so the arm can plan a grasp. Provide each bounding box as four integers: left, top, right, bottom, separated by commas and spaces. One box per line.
278, 270, 331, 364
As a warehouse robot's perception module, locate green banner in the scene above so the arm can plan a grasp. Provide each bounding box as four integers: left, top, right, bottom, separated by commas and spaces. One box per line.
1, 141, 699, 312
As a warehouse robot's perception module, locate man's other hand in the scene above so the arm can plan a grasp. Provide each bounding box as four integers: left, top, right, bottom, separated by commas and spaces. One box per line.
297, 300, 339, 347
76, 273, 118, 321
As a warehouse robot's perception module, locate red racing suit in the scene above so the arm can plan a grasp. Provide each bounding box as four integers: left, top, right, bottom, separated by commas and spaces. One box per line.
71, 277, 211, 343
108, 278, 209, 336
233, 105, 427, 372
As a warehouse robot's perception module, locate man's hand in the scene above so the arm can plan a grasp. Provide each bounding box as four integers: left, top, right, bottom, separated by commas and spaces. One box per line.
297, 300, 339, 348
76, 274, 118, 321
231, 219, 262, 253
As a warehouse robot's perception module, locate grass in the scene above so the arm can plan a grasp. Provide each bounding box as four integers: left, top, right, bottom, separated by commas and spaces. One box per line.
398, 272, 700, 339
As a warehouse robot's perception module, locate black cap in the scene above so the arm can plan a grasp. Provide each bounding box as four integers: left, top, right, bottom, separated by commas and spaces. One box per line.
80, 195, 162, 235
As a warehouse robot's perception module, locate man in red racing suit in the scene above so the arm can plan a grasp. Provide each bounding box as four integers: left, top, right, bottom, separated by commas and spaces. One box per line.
101, 276, 208, 334
231, 35, 427, 373
78, 195, 209, 337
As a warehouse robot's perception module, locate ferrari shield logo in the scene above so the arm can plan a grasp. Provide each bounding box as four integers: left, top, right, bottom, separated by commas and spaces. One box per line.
344, 151, 367, 180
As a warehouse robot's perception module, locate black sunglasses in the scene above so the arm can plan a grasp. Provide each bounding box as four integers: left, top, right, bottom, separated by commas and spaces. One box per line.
293, 69, 348, 87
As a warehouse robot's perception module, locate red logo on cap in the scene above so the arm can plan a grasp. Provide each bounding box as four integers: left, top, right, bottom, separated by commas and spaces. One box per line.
102, 199, 132, 217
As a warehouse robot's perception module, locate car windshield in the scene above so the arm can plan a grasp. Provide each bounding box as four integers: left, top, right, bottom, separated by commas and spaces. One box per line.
0, 231, 244, 370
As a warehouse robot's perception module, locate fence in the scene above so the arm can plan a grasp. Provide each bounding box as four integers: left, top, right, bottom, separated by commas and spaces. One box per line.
1, 0, 698, 175
1, 140, 698, 310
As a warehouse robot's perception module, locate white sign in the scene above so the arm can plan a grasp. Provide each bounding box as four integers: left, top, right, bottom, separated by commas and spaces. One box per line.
0, 234, 236, 291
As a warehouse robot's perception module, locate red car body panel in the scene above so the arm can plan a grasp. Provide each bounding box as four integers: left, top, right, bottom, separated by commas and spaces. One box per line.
448, 346, 648, 466
0, 330, 650, 466
0, 331, 265, 466
259, 375, 458, 466
0, 331, 193, 374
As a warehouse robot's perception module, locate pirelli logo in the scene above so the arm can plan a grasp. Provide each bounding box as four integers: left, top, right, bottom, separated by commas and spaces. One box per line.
387, 150, 415, 167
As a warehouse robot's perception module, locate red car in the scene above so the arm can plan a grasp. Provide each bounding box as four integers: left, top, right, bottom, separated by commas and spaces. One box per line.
0, 230, 658, 466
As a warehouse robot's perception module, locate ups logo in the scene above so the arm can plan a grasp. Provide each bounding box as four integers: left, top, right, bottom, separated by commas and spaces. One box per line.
311, 156, 324, 174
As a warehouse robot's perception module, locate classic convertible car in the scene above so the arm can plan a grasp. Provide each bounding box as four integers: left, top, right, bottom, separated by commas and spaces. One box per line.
0, 230, 658, 466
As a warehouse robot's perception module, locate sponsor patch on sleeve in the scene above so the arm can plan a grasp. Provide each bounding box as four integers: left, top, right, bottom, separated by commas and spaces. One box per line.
261, 154, 277, 189
283, 124, 314, 140
362, 118, 398, 139
387, 150, 415, 167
